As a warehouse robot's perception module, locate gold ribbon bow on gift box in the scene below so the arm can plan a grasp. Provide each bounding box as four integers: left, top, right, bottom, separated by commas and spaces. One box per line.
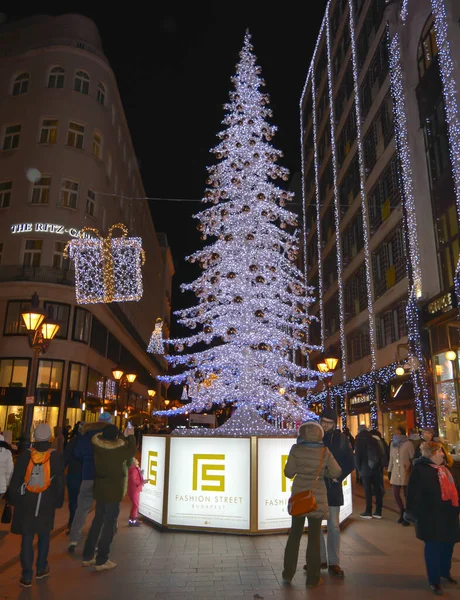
64, 223, 146, 303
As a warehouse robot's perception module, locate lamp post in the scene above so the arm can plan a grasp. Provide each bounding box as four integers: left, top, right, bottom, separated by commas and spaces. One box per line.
19, 293, 60, 452
112, 368, 137, 427
317, 350, 340, 409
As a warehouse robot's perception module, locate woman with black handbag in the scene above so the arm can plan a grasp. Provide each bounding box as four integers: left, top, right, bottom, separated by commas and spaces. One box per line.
282, 420, 341, 589
406, 441, 460, 596
0, 433, 14, 523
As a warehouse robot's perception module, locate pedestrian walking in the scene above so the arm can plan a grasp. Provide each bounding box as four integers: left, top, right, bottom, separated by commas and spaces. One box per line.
8, 423, 64, 588
67, 411, 113, 553
0, 433, 14, 497
282, 420, 341, 589
63, 421, 83, 532
409, 428, 422, 456
355, 425, 384, 519
406, 441, 460, 596
343, 427, 355, 451
81, 423, 136, 571
315, 408, 354, 578
128, 457, 147, 526
388, 426, 414, 526
415, 428, 453, 467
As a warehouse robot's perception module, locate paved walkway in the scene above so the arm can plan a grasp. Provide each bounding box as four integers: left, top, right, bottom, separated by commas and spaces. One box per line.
0, 489, 459, 600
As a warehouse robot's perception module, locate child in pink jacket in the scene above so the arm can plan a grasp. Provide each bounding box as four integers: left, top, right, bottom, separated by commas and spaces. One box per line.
128, 458, 147, 526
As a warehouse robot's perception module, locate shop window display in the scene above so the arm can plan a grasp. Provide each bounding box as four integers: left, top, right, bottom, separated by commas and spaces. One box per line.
434, 352, 460, 449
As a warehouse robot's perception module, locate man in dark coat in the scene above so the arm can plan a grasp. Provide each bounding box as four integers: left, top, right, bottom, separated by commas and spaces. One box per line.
355, 424, 384, 519
63, 422, 83, 531
317, 408, 354, 578
81, 424, 136, 571
68, 411, 112, 552
8, 423, 64, 587
406, 442, 460, 595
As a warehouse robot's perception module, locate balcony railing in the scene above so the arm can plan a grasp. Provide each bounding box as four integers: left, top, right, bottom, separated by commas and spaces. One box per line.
0, 266, 75, 286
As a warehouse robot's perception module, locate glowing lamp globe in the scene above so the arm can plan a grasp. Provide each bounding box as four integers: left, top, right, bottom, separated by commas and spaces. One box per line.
445, 350, 457, 362
126, 373, 137, 384
317, 362, 329, 374
395, 366, 405, 377
21, 309, 45, 332
148, 389, 156, 398
112, 369, 124, 381
41, 320, 60, 340
324, 356, 339, 371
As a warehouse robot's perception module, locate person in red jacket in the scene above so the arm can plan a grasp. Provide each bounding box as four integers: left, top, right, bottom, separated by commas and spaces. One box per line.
127, 458, 147, 526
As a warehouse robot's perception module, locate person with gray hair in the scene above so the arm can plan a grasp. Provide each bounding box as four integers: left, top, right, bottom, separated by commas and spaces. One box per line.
406, 441, 460, 596
8, 423, 64, 587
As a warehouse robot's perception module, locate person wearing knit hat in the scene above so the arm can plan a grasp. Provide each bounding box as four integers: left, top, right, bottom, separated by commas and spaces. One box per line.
67, 413, 113, 553
307, 407, 355, 579
8, 423, 64, 587
282, 419, 341, 589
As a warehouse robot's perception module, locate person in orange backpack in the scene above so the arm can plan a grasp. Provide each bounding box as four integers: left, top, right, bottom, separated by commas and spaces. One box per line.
8, 423, 64, 588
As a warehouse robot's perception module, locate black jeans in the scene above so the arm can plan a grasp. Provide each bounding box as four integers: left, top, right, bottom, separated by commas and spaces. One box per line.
362, 470, 383, 514
82, 500, 120, 565
283, 516, 322, 586
424, 541, 455, 585
20, 533, 50, 581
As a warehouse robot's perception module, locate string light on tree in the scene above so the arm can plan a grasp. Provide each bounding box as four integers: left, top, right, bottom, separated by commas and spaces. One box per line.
154, 30, 320, 434
147, 318, 164, 355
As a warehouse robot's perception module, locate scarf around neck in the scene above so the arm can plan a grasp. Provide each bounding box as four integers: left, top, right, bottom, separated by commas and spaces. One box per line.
392, 434, 408, 448
429, 463, 459, 507
297, 437, 324, 448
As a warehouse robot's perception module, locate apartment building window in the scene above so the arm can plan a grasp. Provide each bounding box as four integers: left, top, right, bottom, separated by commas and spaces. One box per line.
12, 73, 29, 96
307, 233, 318, 271
321, 205, 335, 246
48, 66, 65, 89
435, 204, 459, 290
90, 316, 108, 356
39, 119, 58, 144
339, 155, 360, 214
52, 241, 68, 269
92, 132, 103, 159
0, 181, 12, 208
357, 1, 386, 70
344, 265, 367, 323
323, 252, 337, 293
0, 358, 29, 385
31, 176, 51, 205
372, 226, 406, 299
67, 122, 85, 150
86, 189, 96, 216
310, 319, 322, 347
364, 92, 394, 176
316, 46, 327, 88
44, 301, 70, 339
337, 109, 356, 170
347, 324, 371, 364
74, 70, 90, 95
317, 89, 329, 126
305, 164, 315, 199
3, 124, 21, 150
324, 292, 339, 339
333, 26, 350, 79
360, 34, 389, 120
72, 308, 91, 343
59, 179, 79, 209
376, 299, 407, 349
335, 62, 353, 123
342, 212, 364, 267
423, 97, 450, 188
97, 82, 106, 106
23, 240, 42, 267
4, 300, 32, 335
418, 16, 438, 80
319, 159, 333, 206
368, 155, 401, 234
37, 359, 64, 390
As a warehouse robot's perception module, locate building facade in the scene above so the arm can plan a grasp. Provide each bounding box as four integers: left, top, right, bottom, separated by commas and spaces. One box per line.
0, 14, 174, 441
301, 0, 460, 449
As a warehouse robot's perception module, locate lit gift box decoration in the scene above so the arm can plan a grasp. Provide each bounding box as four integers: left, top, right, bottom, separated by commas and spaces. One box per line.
64, 223, 146, 304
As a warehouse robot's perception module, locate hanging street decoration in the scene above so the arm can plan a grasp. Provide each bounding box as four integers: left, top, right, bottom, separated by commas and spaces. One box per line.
64, 223, 145, 305
153, 31, 323, 435
147, 318, 165, 355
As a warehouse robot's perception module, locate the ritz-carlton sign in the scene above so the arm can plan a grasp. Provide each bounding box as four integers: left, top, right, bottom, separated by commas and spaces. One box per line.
10, 222, 87, 238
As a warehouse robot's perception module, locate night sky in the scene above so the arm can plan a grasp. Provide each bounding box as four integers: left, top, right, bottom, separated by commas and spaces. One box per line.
10, 3, 327, 331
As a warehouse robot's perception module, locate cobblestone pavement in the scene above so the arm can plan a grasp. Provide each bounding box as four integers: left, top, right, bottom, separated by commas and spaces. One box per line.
0, 492, 459, 600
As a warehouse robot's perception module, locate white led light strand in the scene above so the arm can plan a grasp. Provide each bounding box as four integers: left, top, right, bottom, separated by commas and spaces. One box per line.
387, 27, 434, 428
401, 0, 409, 23
348, 0, 377, 385
147, 318, 164, 354
431, 0, 460, 295
326, 11, 348, 381
311, 70, 325, 347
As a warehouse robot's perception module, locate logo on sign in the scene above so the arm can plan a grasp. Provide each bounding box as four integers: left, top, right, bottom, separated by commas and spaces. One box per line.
148, 450, 158, 486
192, 454, 225, 492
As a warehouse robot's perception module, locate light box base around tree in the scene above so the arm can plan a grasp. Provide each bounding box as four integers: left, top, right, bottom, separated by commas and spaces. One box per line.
139, 435, 353, 535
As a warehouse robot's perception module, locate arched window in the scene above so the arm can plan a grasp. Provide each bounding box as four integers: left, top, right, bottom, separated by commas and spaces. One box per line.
97, 82, 106, 106
48, 66, 65, 89
418, 15, 439, 80
74, 70, 90, 95
12, 73, 29, 96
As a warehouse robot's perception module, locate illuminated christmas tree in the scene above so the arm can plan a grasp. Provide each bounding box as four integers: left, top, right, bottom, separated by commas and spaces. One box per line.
157, 31, 321, 434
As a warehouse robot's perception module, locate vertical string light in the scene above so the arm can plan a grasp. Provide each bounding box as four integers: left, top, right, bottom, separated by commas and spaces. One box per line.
430, 0, 460, 299
311, 69, 325, 347
348, 0, 377, 383
401, 0, 409, 23
387, 27, 433, 428
326, 9, 348, 381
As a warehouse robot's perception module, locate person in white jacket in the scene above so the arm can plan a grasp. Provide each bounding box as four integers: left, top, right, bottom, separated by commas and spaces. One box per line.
0, 433, 14, 496
388, 426, 414, 526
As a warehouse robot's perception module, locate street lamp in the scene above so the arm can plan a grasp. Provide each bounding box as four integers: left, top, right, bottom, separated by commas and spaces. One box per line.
19, 294, 60, 451
112, 368, 137, 423
317, 349, 340, 409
